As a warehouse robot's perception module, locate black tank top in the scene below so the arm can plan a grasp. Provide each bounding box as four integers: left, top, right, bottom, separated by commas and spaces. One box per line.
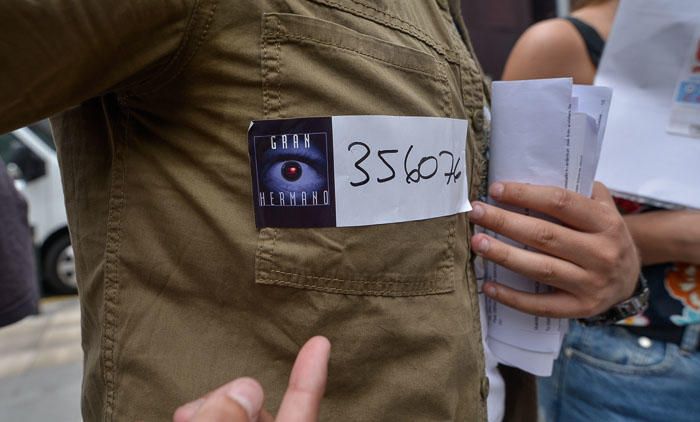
565, 16, 605, 67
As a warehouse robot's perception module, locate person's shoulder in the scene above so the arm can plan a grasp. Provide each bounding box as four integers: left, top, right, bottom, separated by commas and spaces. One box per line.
517, 18, 583, 58
502, 18, 593, 81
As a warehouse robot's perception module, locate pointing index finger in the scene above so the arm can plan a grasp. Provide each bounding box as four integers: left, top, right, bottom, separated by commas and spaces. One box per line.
277, 336, 331, 422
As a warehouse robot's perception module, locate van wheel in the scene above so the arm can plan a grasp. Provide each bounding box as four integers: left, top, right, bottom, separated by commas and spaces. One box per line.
44, 234, 78, 294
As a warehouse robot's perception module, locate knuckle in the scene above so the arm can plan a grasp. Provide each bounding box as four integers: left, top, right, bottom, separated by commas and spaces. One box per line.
599, 207, 624, 233
533, 225, 556, 249
538, 262, 557, 283
598, 247, 621, 268
611, 248, 625, 265
492, 210, 507, 231
551, 188, 571, 212
605, 214, 623, 232
590, 275, 608, 290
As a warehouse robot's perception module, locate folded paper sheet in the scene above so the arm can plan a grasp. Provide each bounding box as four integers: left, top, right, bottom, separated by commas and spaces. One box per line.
595, 0, 700, 209
484, 78, 612, 376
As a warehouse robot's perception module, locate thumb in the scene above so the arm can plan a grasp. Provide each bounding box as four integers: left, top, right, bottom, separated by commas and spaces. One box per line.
174, 377, 265, 422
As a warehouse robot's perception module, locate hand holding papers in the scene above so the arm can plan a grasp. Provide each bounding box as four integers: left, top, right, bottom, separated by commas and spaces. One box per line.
469, 78, 640, 376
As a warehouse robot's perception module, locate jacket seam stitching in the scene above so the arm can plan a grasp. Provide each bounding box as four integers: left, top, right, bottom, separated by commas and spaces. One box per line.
276, 33, 283, 118
257, 279, 454, 296
276, 33, 446, 80
261, 18, 272, 117
347, 0, 442, 47
117, 0, 201, 93
308, 0, 460, 64
265, 268, 452, 286
101, 109, 129, 421
438, 62, 451, 116
126, 0, 218, 97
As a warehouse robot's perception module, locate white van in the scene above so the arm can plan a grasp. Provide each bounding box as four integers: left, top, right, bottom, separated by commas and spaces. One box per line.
0, 121, 76, 294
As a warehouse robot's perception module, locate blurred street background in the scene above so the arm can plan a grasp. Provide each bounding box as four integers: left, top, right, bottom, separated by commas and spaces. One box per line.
0, 297, 82, 421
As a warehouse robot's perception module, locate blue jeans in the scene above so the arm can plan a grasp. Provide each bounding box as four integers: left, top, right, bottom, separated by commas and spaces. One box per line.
538, 322, 700, 422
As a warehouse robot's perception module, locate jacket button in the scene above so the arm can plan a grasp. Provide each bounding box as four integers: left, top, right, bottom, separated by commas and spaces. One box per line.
638, 336, 653, 349
480, 376, 489, 399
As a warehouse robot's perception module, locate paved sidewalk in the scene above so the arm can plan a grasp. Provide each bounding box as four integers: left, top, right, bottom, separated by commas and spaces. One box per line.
0, 296, 82, 421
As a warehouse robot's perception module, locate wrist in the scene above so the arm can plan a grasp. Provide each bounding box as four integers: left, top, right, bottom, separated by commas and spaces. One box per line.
579, 272, 649, 326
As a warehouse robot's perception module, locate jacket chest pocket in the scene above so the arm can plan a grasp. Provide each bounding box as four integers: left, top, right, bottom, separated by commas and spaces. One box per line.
255, 12, 463, 297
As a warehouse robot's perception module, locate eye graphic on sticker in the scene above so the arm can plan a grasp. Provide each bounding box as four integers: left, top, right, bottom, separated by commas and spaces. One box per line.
260, 146, 327, 194
249, 119, 337, 227
253, 130, 332, 209
282, 161, 302, 181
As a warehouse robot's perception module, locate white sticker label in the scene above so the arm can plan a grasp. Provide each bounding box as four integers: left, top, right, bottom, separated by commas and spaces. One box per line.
668, 29, 700, 139
248, 116, 471, 228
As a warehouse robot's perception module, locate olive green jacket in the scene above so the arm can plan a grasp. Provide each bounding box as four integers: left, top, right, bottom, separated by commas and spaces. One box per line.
1, 1, 494, 420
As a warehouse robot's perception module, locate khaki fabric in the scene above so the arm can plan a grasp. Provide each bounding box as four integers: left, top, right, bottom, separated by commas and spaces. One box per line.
0, 1, 491, 420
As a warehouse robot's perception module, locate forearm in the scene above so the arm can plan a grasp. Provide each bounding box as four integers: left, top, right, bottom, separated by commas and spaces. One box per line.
0, 0, 193, 132
624, 210, 700, 265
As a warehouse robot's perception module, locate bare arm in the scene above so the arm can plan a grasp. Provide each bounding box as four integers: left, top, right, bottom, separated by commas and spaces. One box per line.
625, 211, 700, 265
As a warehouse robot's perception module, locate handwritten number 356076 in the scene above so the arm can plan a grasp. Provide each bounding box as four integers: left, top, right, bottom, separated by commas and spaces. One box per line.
347, 141, 462, 187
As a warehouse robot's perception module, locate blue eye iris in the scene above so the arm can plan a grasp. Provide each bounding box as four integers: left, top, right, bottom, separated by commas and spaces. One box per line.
260, 146, 327, 194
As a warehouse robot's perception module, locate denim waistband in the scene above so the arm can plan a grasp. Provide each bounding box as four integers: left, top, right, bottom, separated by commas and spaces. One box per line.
681, 324, 700, 352
625, 324, 700, 352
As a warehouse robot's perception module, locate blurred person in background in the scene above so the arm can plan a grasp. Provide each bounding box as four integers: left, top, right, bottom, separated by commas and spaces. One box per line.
460, 0, 557, 79
503, 0, 700, 420
0, 158, 39, 327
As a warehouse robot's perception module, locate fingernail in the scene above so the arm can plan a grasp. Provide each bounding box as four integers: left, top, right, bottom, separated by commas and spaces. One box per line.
490, 183, 504, 199
475, 237, 490, 253
225, 378, 263, 421
173, 397, 205, 422
484, 283, 497, 297
469, 203, 485, 220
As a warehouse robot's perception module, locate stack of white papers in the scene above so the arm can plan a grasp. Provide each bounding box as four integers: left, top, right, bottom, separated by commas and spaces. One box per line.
595, 0, 700, 209
483, 78, 612, 376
